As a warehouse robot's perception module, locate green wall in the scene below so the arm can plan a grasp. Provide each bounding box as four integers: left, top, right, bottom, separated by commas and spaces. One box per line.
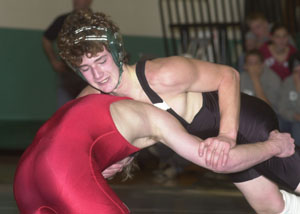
0, 28, 57, 121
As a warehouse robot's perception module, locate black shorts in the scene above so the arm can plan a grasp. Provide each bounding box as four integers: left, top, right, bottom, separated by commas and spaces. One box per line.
191, 92, 300, 190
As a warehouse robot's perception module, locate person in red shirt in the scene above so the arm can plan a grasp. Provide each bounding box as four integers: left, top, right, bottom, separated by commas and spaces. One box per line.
260, 24, 297, 80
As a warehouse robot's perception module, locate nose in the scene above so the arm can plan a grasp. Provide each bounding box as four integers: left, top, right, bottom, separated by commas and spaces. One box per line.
91, 66, 104, 81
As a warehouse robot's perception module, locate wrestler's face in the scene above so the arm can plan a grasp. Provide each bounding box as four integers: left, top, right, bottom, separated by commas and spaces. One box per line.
79, 48, 120, 93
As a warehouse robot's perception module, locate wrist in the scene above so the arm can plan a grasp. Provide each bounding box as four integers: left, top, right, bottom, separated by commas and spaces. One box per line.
266, 139, 281, 156
218, 130, 237, 140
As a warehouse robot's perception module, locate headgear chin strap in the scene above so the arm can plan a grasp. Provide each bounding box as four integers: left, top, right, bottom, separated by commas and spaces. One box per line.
67, 26, 125, 90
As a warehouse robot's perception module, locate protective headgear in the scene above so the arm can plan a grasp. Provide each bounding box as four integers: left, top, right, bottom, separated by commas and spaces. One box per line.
67, 26, 125, 90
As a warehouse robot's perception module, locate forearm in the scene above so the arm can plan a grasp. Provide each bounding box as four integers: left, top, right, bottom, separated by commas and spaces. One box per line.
218, 68, 240, 140
215, 141, 278, 173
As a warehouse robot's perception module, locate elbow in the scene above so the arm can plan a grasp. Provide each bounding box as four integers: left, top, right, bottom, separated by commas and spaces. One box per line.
225, 66, 240, 84
219, 66, 240, 92
230, 67, 240, 85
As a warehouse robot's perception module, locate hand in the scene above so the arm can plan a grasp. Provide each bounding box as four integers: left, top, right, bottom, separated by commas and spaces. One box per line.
102, 156, 134, 179
198, 135, 236, 169
51, 60, 68, 73
268, 130, 295, 158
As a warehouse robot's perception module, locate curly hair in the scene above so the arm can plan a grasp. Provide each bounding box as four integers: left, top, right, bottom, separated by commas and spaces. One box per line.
58, 9, 122, 68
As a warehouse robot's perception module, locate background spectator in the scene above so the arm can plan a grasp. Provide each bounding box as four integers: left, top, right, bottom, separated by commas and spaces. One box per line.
240, 49, 281, 108
277, 52, 300, 146
245, 12, 271, 51
259, 24, 297, 81
42, 0, 92, 107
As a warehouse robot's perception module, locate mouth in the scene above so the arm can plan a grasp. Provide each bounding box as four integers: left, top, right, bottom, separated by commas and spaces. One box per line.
97, 77, 109, 85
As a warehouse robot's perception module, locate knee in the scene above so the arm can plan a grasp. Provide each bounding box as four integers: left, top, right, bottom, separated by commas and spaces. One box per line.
253, 196, 285, 214
254, 203, 284, 214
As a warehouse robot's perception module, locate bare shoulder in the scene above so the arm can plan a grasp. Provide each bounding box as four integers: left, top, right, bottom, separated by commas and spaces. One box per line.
111, 99, 166, 127
145, 56, 195, 90
77, 85, 100, 98
110, 99, 157, 142
110, 99, 151, 128
150, 56, 193, 73
146, 56, 219, 92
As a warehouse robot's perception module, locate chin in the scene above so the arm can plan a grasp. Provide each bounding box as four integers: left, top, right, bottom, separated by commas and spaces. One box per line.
102, 85, 117, 94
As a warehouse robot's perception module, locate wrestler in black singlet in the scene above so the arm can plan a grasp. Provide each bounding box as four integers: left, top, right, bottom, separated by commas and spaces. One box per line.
136, 60, 300, 190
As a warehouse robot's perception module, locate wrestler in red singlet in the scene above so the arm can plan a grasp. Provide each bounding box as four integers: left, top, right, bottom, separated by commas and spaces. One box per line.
14, 94, 140, 214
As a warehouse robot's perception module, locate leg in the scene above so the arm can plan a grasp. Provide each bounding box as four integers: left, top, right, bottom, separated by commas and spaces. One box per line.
296, 183, 300, 193
234, 176, 285, 214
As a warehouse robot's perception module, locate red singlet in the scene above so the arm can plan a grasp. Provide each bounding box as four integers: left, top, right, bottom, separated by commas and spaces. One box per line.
14, 94, 140, 214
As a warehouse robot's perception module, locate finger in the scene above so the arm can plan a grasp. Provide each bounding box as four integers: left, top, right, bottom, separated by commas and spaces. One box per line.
212, 149, 220, 169
205, 145, 213, 166
217, 150, 224, 169
206, 141, 218, 166
222, 146, 230, 166
199, 142, 205, 157
203, 146, 207, 160
212, 142, 223, 169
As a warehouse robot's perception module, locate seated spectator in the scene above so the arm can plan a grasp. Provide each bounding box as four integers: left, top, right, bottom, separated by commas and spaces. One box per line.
238, 13, 270, 72
245, 12, 271, 50
277, 52, 300, 146
240, 49, 281, 109
260, 24, 297, 81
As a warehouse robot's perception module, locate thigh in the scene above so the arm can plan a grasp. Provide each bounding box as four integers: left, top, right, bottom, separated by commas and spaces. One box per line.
54, 170, 130, 214
234, 176, 284, 214
255, 147, 300, 190
230, 94, 300, 190
237, 93, 279, 144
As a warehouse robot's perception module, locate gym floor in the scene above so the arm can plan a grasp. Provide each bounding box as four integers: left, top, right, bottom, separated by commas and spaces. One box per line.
0, 152, 254, 214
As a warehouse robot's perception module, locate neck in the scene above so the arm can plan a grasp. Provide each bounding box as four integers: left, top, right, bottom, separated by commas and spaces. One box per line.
111, 64, 138, 97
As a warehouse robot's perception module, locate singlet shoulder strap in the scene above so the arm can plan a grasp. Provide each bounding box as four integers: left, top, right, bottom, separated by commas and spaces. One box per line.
135, 60, 189, 126
136, 60, 170, 109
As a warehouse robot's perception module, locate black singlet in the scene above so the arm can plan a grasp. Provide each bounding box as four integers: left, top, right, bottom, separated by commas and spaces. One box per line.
136, 60, 300, 190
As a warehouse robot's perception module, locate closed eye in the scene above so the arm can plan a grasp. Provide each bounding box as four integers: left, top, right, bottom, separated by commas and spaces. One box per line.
79, 65, 90, 72
95, 55, 107, 64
